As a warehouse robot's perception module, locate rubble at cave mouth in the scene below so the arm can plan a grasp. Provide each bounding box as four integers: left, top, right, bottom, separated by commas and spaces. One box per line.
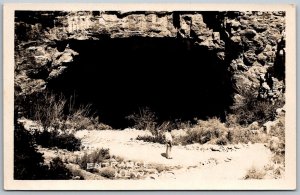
47, 37, 234, 129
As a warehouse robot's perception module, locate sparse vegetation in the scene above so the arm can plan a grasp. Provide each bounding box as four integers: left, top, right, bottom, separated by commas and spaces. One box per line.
136, 134, 165, 144
126, 107, 157, 131
230, 88, 285, 126
98, 167, 116, 179
77, 148, 111, 170
244, 166, 266, 179
184, 118, 228, 145
31, 92, 67, 132
34, 130, 81, 151
268, 115, 285, 165
17, 90, 111, 132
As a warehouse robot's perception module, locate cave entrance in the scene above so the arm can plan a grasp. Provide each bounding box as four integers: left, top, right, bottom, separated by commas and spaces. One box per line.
47, 37, 233, 129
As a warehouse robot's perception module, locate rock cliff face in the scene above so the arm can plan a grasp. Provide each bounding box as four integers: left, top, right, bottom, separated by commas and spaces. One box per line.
15, 11, 285, 112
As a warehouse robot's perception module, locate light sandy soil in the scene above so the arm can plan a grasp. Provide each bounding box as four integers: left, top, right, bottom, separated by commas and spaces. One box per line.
74, 129, 273, 180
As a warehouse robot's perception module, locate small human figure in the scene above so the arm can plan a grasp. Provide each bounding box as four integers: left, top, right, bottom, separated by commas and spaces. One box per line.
164, 129, 173, 159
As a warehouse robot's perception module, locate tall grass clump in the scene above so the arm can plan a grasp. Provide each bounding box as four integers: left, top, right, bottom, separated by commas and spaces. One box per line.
31, 92, 66, 131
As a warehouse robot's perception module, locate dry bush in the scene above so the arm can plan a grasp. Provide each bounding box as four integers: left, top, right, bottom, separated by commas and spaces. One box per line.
136, 134, 165, 144
268, 115, 285, 165
126, 107, 157, 131
184, 118, 228, 145
24, 90, 112, 132
174, 119, 193, 129
77, 148, 111, 170
244, 167, 266, 180
228, 127, 267, 144
269, 115, 285, 140
111, 155, 124, 163
32, 92, 66, 131
225, 114, 239, 128
136, 120, 177, 145
65, 100, 96, 130
98, 167, 116, 179
231, 88, 284, 126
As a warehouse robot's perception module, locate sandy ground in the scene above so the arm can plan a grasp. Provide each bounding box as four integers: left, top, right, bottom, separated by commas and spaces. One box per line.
74, 129, 273, 180
19, 118, 274, 180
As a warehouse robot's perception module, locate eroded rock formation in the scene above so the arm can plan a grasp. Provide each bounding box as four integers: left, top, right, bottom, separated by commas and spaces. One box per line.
15, 11, 286, 115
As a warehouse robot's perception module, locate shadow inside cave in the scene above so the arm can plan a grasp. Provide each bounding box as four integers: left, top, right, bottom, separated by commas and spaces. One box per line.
47, 37, 234, 129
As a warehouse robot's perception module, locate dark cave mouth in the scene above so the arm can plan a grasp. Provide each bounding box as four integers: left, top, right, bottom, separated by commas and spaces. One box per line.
47, 37, 234, 129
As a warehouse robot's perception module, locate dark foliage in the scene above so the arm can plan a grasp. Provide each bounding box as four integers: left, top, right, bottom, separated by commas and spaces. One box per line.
34, 130, 81, 151
14, 122, 49, 179
47, 157, 74, 180
14, 122, 76, 180
231, 89, 284, 125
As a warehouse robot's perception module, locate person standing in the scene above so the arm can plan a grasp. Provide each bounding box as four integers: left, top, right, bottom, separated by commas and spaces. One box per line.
164, 129, 173, 159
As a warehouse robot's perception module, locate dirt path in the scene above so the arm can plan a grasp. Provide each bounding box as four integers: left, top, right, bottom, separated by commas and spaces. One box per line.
75, 129, 273, 180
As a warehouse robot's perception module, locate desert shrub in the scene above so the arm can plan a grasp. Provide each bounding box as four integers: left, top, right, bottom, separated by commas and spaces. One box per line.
17, 90, 111, 132
14, 92, 66, 132
174, 119, 193, 129
34, 130, 81, 151
99, 167, 116, 179
136, 120, 177, 144
95, 123, 113, 130
32, 92, 66, 131
178, 117, 268, 145
66, 101, 94, 130
126, 107, 157, 131
269, 115, 285, 140
267, 115, 285, 165
14, 122, 49, 179
231, 89, 285, 126
244, 167, 266, 179
229, 127, 267, 144
65, 115, 112, 131
227, 128, 248, 144
77, 148, 111, 170
215, 136, 229, 145
184, 118, 228, 144
47, 157, 74, 180
225, 114, 239, 128
136, 134, 165, 144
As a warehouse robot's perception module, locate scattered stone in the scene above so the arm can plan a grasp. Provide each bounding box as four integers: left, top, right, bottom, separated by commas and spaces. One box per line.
210, 146, 221, 152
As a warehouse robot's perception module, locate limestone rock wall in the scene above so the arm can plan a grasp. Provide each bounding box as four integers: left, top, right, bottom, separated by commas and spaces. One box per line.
14, 11, 285, 105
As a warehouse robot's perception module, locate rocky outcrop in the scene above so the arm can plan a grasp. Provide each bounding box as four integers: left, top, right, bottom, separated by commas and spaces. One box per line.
15, 11, 285, 106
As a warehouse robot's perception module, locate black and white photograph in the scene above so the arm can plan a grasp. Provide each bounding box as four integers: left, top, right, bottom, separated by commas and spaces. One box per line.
3, 3, 296, 190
